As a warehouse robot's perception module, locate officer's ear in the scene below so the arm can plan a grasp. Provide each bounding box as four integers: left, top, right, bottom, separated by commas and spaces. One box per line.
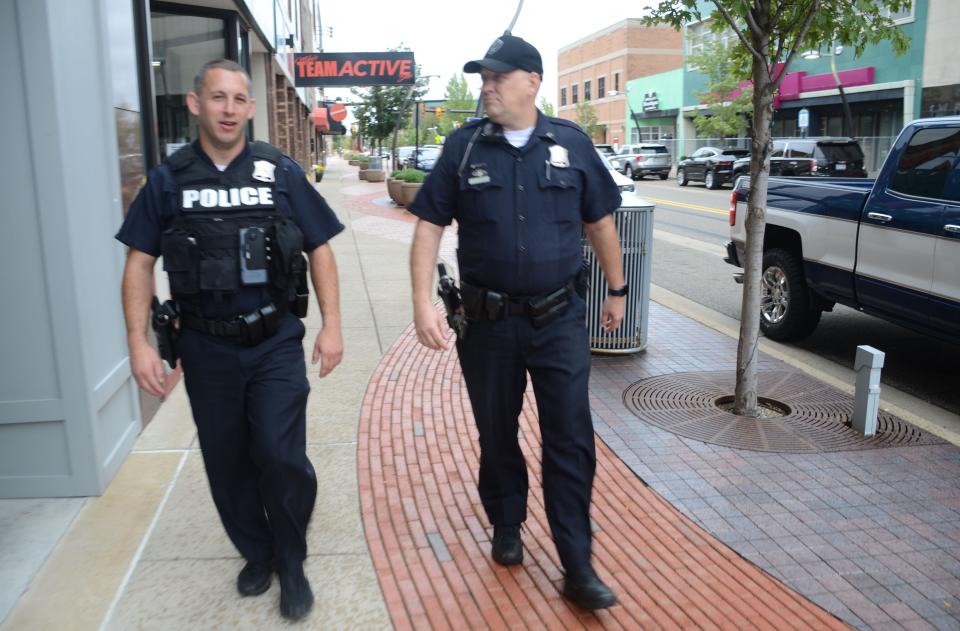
528, 72, 541, 96
246, 97, 257, 121
186, 90, 201, 117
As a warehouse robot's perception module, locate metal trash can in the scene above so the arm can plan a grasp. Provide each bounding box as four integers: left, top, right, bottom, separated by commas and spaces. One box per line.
368, 156, 383, 171
582, 196, 655, 354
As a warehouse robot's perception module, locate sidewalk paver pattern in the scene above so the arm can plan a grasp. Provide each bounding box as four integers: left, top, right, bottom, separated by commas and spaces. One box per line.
358, 324, 847, 630
590, 304, 960, 630
346, 179, 959, 630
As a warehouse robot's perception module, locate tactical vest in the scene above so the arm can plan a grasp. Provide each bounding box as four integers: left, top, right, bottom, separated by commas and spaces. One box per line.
160, 142, 309, 316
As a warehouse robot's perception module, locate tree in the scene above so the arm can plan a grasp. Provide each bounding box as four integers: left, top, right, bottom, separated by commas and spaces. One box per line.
350, 44, 428, 152
688, 40, 753, 138
439, 74, 476, 135
644, 0, 909, 416
539, 97, 555, 117
574, 101, 603, 141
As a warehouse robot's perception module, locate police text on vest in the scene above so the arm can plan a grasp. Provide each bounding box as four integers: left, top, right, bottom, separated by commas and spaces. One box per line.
181, 187, 274, 209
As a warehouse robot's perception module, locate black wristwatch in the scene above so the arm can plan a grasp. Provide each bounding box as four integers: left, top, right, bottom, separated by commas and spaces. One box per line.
607, 284, 629, 297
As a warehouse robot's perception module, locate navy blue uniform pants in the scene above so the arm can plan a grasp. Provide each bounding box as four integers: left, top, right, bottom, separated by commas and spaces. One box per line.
178, 313, 316, 571
456, 296, 596, 571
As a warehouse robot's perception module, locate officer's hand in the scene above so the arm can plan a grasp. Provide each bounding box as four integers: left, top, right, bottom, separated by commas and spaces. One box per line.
312, 326, 343, 378
414, 302, 450, 351
600, 296, 625, 332
130, 340, 169, 397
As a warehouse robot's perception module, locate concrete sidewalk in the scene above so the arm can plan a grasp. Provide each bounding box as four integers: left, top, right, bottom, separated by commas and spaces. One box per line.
2, 157, 959, 630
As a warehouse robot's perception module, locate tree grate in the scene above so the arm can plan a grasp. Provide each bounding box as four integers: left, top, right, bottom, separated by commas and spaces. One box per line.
622, 371, 944, 453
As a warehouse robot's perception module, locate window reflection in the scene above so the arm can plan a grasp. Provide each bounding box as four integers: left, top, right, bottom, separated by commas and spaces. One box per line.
150, 13, 226, 159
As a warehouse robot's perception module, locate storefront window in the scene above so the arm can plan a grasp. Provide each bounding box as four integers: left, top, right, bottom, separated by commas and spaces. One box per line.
151, 12, 227, 159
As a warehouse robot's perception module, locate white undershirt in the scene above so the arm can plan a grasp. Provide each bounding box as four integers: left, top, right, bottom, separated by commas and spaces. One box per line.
215, 164, 228, 172
503, 126, 534, 149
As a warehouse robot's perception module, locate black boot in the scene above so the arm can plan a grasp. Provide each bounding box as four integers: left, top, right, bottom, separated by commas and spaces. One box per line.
562, 566, 617, 610
491, 525, 523, 566
278, 565, 314, 620
237, 560, 272, 596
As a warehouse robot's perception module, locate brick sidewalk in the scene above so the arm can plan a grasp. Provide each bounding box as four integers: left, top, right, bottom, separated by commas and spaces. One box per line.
358, 323, 848, 630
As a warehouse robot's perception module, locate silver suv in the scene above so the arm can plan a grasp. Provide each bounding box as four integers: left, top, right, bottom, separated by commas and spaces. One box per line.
608, 144, 672, 180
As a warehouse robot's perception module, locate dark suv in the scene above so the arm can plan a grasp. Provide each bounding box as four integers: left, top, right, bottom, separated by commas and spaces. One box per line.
768, 137, 867, 177
676, 146, 750, 189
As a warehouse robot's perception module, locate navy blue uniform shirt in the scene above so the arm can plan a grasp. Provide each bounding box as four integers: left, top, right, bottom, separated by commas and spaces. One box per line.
116, 141, 344, 318
409, 111, 620, 296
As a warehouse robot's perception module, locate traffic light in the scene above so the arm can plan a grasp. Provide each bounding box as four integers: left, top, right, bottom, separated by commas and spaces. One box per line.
435, 106, 443, 117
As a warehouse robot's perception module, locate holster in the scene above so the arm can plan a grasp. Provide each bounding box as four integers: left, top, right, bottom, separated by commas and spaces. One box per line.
150, 297, 180, 368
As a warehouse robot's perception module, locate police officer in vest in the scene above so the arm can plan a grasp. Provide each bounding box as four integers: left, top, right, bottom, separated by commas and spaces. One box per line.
117, 60, 344, 620
409, 35, 626, 610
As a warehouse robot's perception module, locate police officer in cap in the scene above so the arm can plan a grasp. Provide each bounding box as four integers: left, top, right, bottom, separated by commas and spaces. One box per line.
117, 59, 344, 620
409, 35, 626, 609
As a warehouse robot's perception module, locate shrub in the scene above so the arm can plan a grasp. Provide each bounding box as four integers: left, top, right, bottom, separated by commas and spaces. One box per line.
395, 169, 427, 183
390, 170, 404, 179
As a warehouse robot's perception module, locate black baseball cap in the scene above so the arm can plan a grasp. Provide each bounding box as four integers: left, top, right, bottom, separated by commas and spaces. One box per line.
463, 33, 543, 75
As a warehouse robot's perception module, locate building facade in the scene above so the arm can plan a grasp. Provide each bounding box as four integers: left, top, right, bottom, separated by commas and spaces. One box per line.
1, 0, 326, 498
612, 0, 955, 173
557, 19, 683, 146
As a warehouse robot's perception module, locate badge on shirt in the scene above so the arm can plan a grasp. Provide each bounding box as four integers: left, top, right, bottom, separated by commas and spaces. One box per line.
467, 164, 491, 186
252, 160, 276, 183
548, 145, 570, 168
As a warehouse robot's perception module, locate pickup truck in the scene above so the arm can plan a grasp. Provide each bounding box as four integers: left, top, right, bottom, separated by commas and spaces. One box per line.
725, 117, 960, 344
608, 143, 672, 180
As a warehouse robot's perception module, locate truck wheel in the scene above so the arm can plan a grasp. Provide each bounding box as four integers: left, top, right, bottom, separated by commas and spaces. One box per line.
759, 248, 822, 341
659, 173, 669, 180
705, 170, 719, 189
624, 164, 635, 180
677, 168, 688, 186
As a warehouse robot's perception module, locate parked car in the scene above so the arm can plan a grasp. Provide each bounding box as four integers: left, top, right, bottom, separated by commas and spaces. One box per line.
594, 144, 616, 157
676, 146, 750, 189
725, 117, 960, 343
396, 146, 416, 166
596, 149, 635, 194
731, 155, 751, 180
769, 137, 867, 178
405, 146, 442, 171
608, 143, 672, 180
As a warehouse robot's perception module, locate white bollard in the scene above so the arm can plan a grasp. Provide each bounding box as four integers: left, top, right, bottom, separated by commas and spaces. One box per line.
852, 345, 885, 436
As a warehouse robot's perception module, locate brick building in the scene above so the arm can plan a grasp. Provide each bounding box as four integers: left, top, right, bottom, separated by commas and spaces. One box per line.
557, 19, 683, 146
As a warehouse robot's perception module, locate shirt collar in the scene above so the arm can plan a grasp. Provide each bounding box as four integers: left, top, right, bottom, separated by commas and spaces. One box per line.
191, 140, 250, 171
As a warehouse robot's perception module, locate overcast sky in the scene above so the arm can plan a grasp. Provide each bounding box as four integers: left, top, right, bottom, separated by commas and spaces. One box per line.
317, 1, 654, 110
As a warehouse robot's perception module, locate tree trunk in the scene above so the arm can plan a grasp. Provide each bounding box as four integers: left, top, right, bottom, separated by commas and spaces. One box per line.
734, 3, 775, 417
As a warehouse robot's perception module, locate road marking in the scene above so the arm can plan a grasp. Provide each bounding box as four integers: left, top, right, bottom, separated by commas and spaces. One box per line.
643, 195, 728, 216
653, 229, 726, 256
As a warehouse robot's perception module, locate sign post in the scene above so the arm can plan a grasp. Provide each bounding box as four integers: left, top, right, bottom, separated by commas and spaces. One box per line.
798, 108, 810, 138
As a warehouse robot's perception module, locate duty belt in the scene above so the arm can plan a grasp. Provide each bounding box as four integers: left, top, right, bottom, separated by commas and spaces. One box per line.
180, 301, 285, 346
460, 279, 577, 328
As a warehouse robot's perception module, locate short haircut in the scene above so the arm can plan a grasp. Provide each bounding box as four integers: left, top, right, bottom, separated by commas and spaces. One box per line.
193, 59, 252, 96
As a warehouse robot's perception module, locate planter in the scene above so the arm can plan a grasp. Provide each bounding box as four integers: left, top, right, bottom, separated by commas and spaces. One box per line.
358, 168, 368, 181
401, 182, 422, 207
365, 169, 385, 183
348, 159, 359, 166
387, 178, 403, 204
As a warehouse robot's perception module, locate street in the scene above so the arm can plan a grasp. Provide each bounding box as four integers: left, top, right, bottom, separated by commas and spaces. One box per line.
634, 177, 960, 416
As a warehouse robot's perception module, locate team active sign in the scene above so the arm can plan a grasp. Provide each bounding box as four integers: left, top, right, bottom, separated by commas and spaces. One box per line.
293, 52, 415, 87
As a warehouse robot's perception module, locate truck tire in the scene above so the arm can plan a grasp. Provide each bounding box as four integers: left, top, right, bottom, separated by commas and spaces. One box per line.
659, 173, 669, 180
677, 168, 688, 186
759, 248, 822, 341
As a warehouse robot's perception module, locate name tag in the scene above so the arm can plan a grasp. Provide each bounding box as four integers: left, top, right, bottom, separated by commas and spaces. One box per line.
467, 175, 491, 185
